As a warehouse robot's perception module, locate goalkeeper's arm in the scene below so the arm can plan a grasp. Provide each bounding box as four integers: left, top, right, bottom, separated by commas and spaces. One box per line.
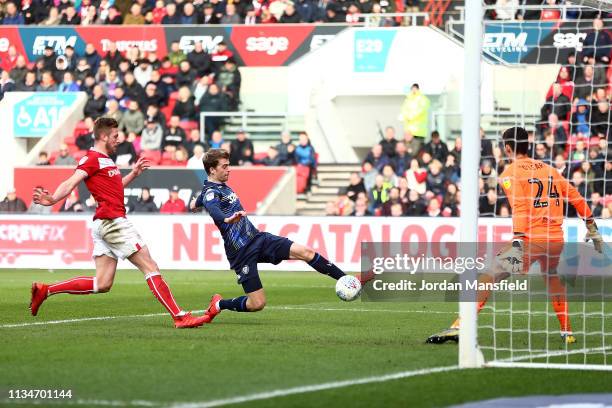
561, 176, 603, 253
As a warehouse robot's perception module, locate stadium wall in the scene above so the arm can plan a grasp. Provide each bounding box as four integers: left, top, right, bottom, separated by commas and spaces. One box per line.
287, 26, 499, 162
1, 215, 609, 272
13, 166, 292, 213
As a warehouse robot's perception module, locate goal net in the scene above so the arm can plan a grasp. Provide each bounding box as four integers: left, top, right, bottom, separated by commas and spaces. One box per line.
461, 1, 612, 370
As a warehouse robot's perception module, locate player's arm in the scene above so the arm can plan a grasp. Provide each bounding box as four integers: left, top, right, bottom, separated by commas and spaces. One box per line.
561, 175, 593, 220
497, 174, 530, 272
500, 175, 529, 239
200, 190, 245, 224
122, 157, 151, 187
32, 170, 87, 206
557, 173, 603, 253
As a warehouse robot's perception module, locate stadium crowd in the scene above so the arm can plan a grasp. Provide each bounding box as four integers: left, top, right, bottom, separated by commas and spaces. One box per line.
0, 0, 422, 26
329, 18, 612, 219
0, 18, 321, 212
1, 4, 611, 218
0, 34, 243, 168
485, 0, 611, 21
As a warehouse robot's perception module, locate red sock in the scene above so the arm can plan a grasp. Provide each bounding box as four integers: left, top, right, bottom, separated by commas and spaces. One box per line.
548, 275, 571, 332
145, 272, 183, 318
48, 277, 97, 296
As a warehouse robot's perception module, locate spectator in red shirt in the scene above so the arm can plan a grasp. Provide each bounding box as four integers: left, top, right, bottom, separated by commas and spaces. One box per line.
212, 42, 234, 72
540, 0, 560, 20
0, 45, 18, 73
160, 185, 186, 213
545, 66, 574, 101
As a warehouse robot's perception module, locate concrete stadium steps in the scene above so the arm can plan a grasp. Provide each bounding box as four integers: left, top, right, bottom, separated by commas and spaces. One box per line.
221, 115, 305, 143
296, 163, 362, 216
449, 110, 540, 140
218, 114, 306, 154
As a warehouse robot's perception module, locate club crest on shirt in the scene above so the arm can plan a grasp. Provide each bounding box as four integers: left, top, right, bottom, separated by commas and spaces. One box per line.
502, 177, 512, 189
206, 191, 215, 201
226, 193, 238, 203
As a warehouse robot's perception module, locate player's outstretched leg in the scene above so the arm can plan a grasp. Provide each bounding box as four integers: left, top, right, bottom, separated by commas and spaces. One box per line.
128, 246, 208, 328
29, 255, 118, 316
30, 277, 98, 316
289, 243, 345, 280
205, 289, 267, 322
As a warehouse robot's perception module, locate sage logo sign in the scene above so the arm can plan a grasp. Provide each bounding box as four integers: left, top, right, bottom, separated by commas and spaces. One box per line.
354, 29, 397, 72
13, 93, 78, 138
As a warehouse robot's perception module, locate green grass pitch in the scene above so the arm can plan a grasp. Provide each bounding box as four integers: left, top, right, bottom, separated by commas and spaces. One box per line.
1, 269, 611, 407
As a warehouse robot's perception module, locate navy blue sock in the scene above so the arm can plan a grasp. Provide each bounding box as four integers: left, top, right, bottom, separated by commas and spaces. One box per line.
308, 253, 345, 280
219, 296, 249, 312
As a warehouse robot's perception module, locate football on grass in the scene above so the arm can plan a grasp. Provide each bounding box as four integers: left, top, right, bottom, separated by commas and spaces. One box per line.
335, 275, 362, 302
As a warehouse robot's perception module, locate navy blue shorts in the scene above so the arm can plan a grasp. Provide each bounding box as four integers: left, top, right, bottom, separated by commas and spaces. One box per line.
229, 232, 293, 293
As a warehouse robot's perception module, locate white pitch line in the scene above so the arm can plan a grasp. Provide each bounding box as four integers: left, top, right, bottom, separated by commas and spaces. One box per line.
497, 344, 612, 364
0, 306, 453, 329
170, 366, 460, 408
272, 305, 453, 315
0, 311, 201, 329
0, 365, 460, 408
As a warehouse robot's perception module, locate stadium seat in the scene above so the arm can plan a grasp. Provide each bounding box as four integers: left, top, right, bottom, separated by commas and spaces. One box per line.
64, 135, 76, 146
179, 121, 199, 133
253, 152, 267, 162
140, 149, 162, 165
295, 164, 310, 194
161, 99, 176, 123
73, 121, 89, 136
73, 150, 88, 161
48, 151, 58, 165
160, 151, 176, 166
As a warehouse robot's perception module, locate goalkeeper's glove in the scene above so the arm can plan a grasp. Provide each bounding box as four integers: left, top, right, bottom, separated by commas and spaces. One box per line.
585, 220, 604, 254
497, 238, 524, 274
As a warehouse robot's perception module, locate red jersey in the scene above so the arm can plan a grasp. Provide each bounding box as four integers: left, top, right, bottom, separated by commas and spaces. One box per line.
76, 149, 125, 220
160, 198, 186, 214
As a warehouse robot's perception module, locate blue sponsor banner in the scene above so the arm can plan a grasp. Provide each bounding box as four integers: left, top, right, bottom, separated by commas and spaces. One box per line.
353, 29, 397, 73
14, 93, 79, 138
18, 27, 84, 61
482, 22, 555, 64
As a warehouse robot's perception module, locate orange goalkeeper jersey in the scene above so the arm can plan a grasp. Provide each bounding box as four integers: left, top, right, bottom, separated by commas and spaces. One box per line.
499, 157, 592, 242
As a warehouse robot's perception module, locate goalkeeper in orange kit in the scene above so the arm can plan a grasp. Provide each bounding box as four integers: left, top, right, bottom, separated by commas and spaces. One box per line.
427, 127, 604, 345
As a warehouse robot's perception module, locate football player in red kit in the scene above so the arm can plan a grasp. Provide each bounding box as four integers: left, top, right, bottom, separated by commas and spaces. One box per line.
31, 117, 208, 328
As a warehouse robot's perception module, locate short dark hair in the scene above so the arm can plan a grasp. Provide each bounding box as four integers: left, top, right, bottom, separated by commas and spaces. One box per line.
93, 117, 119, 140
502, 126, 529, 155
204, 148, 230, 174
411, 83, 419, 89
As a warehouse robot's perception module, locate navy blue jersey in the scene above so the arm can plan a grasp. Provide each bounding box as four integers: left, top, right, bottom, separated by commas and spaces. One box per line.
195, 180, 259, 260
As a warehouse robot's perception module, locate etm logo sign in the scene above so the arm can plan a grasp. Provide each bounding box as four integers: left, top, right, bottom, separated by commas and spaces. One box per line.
13, 93, 78, 138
